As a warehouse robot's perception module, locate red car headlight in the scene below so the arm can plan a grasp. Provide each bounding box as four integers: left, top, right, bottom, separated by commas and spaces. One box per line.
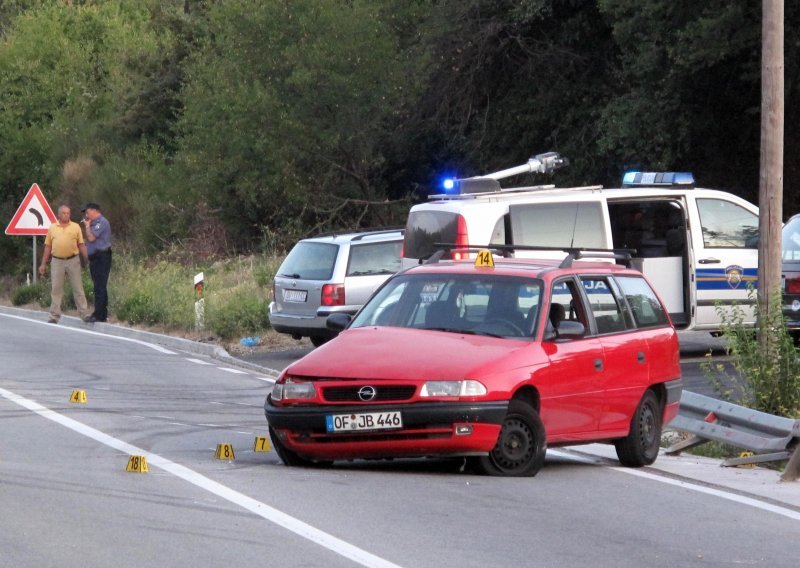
420, 380, 487, 397
272, 377, 316, 402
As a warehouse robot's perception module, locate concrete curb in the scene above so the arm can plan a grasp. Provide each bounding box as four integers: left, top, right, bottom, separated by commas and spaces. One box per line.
0, 305, 281, 378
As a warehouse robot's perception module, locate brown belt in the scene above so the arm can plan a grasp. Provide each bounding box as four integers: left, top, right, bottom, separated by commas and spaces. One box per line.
52, 254, 77, 260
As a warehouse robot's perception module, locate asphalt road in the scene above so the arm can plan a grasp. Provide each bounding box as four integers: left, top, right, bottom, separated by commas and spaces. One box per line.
4, 313, 797, 568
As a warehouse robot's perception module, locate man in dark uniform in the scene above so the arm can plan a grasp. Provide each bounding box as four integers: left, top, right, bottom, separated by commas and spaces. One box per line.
81, 203, 112, 323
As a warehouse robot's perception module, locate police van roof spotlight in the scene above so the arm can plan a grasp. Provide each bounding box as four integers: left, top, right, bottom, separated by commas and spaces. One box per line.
622, 171, 695, 188
443, 152, 568, 195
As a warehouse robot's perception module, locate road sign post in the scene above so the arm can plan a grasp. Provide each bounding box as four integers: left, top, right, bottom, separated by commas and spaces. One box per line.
5, 183, 57, 283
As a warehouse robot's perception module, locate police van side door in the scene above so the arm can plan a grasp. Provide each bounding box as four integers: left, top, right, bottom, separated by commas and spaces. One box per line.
690, 196, 759, 328
607, 198, 692, 329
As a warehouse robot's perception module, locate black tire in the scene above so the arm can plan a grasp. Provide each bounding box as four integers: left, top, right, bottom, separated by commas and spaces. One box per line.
615, 390, 662, 467
310, 335, 330, 347
470, 400, 547, 477
268, 426, 332, 468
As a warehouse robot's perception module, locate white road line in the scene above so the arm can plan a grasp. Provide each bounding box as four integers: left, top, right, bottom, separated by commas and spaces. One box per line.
0, 386, 402, 568
0, 313, 176, 354
548, 449, 800, 522
217, 367, 248, 374
1, 312, 284, 381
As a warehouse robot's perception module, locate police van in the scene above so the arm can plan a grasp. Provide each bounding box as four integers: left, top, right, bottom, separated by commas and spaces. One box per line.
402, 152, 760, 331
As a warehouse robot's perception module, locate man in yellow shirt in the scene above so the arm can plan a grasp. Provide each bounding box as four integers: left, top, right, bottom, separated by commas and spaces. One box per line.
38, 205, 92, 324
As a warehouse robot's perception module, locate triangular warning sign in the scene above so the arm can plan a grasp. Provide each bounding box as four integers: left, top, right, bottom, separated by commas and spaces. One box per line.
5, 183, 57, 236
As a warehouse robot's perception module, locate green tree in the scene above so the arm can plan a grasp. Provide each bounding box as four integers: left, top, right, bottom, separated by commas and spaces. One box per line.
0, 1, 197, 269
175, 0, 424, 246
597, 0, 762, 199
401, 0, 620, 190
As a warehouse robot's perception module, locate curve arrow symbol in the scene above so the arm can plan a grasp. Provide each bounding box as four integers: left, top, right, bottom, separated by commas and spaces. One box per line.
28, 208, 44, 227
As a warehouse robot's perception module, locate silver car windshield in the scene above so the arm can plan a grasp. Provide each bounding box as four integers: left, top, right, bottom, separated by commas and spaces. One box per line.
351, 273, 543, 339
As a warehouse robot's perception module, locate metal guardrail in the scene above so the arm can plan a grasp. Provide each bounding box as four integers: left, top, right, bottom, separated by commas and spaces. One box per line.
665, 390, 800, 481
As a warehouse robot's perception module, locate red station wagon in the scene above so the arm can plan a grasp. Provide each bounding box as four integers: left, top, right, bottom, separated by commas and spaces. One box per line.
264, 247, 682, 476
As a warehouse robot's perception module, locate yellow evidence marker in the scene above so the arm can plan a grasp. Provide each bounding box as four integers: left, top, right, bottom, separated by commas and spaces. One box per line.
254, 437, 272, 452
215, 443, 235, 460
70, 389, 87, 403
737, 451, 756, 468
126, 455, 149, 473
474, 250, 495, 268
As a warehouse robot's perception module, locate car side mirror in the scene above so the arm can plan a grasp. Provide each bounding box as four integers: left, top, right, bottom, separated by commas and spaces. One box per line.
544, 320, 585, 342
326, 312, 352, 332
557, 321, 585, 340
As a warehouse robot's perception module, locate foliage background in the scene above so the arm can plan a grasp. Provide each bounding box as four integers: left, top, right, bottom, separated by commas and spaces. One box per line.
1, 0, 798, 272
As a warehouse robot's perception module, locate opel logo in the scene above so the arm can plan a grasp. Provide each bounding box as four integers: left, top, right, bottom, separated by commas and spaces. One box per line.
358, 386, 377, 401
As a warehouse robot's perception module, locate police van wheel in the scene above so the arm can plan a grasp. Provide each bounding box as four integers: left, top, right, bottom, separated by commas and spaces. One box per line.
615, 390, 661, 467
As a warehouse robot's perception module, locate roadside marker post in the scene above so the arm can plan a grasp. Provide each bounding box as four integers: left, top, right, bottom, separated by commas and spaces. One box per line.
215, 443, 235, 460
194, 272, 205, 330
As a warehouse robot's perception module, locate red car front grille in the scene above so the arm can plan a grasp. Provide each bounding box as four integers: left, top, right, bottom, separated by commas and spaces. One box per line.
302, 427, 452, 444
321, 385, 417, 402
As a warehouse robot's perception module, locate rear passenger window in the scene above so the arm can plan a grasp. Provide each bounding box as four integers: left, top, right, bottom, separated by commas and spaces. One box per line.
616, 276, 669, 328
347, 241, 402, 276
580, 277, 627, 334
510, 202, 607, 248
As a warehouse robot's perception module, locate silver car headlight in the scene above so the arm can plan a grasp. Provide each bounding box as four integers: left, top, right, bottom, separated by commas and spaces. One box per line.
420, 380, 487, 397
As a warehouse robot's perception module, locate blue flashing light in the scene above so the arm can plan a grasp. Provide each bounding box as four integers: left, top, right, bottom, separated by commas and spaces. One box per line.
440, 177, 460, 194
622, 171, 695, 188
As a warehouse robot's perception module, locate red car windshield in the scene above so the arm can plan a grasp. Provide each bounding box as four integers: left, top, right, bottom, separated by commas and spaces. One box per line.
351, 273, 544, 339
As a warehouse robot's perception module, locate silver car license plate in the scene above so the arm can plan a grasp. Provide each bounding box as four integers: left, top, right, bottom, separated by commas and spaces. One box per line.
283, 289, 308, 302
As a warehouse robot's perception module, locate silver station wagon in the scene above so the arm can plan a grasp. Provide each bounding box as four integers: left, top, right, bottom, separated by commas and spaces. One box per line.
269, 229, 404, 346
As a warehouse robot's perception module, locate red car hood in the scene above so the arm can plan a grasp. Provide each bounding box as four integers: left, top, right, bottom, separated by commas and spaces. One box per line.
286, 326, 539, 381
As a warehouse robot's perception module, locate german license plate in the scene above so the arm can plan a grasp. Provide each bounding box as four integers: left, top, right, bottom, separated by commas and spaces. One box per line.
326, 411, 403, 432
283, 289, 307, 302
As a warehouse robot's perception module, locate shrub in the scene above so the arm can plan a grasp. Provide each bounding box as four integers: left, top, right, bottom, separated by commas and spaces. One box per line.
116, 291, 163, 325
703, 290, 800, 418
110, 256, 195, 328
206, 293, 269, 339
12, 281, 46, 306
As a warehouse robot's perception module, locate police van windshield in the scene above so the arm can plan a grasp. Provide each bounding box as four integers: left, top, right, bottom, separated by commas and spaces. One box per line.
351, 273, 543, 339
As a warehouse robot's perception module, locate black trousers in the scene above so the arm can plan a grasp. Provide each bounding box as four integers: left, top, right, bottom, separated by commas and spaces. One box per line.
89, 249, 112, 321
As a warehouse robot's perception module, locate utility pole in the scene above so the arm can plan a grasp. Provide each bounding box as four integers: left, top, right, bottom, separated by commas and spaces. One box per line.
757, 0, 784, 345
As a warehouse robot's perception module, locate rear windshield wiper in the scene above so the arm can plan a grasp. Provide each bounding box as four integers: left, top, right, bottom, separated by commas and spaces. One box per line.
278, 273, 302, 278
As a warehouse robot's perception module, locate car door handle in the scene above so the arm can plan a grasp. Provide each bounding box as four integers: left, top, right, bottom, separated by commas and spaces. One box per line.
594, 358, 603, 372
698, 257, 721, 264
637, 351, 646, 364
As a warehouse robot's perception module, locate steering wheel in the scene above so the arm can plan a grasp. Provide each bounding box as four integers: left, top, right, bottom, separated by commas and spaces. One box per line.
479, 318, 525, 337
